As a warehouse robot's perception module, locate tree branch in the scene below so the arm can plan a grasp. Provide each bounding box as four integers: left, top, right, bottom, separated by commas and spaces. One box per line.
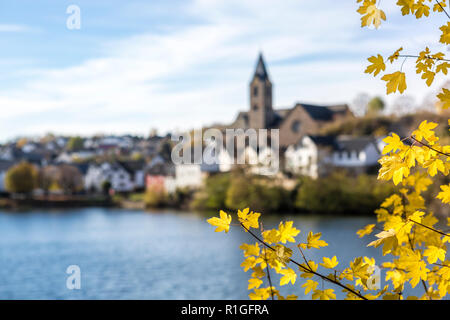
435, 0, 450, 20
398, 54, 450, 62
409, 219, 450, 237
409, 136, 450, 157
260, 223, 274, 300
239, 222, 368, 300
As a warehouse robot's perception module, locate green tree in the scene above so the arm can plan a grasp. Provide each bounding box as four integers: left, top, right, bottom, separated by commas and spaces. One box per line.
144, 185, 167, 208
5, 161, 38, 194
191, 173, 231, 211
101, 180, 111, 195
66, 136, 84, 151
367, 96, 385, 115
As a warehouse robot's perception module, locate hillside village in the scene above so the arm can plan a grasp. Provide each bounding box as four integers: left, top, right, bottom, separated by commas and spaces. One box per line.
0, 54, 444, 201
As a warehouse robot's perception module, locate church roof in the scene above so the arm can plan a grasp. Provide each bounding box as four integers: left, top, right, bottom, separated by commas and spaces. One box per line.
253, 53, 269, 80
335, 136, 377, 153
304, 135, 377, 153
308, 135, 337, 146
297, 103, 348, 121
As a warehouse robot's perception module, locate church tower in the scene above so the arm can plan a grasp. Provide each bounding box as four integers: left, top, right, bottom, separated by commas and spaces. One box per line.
249, 53, 273, 129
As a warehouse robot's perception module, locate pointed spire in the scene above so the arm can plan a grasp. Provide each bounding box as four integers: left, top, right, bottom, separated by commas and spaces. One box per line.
253, 52, 269, 80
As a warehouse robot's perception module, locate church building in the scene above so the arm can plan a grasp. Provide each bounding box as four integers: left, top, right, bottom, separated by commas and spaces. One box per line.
228, 53, 353, 147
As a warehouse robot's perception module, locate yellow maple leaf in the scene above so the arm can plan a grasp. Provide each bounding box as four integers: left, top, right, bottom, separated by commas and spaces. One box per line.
437, 88, 450, 109
438, 184, 450, 204
239, 243, 260, 257
388, 47, 403, 63
274, 244, 292, 264
392, 164, 410, 185
312, 289, 336, 300
424, 246, 446, 264
365, 54, 386, 76
278, 221, 300, 243
382, 133, 404, 154
407, 210, 425, 225
414, 2, 430, 18
421, 70, 435, 86
436, 62, 450, 75
279, 268, 297, 286
408, 260, 429, 288
320, 256, 339, 269
251, 266, 266, 278
433, 1, 447, 12
357, 224, 376, 238
440, 22, 450, 45
207, 210, 232, 233
262, 229, 280, 244
397, 0, 415, 15
424, 158, 445, 176
358, 3, 386, 29
249, 287, 271, 300
248, 277, 263, 290
368, 229, 398, 255
300, 231, 328, 249
300, 260, 318, 278
237, 208, 260, 231
381, 71, 407, 94
301, 279, 318, 294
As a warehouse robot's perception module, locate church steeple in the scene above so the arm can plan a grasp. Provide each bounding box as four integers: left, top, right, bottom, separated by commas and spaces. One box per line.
249, 52, 273, 129
253, 53, 269, 81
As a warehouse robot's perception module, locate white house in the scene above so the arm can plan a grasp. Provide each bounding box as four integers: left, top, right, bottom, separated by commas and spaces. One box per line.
285, 135, 381, 178
119, 160, 146, 190
243, 145, 279, 176
217, 148, 234, 173
331, 136, 381, 168
56, 150, 96, 163
84, 162, 134, 193
285, 135, 334, 178
175, 162, 219, 189
0, 160, 14, 193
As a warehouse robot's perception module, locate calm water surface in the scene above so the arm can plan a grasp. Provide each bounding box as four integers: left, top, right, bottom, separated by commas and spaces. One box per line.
0, 208, 387, 299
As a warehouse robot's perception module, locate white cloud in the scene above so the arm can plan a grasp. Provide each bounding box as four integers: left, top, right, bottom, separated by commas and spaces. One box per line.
0, 24, 31, 32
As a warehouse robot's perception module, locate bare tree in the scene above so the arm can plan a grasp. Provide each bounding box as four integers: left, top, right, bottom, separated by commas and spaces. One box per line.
58, 164, 83, 195
389, 95, 416, 115
350, 92, 370, 117
38, 165, 60, 195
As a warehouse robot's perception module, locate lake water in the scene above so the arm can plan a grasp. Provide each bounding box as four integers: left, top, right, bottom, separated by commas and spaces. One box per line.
0, 207, 400, 299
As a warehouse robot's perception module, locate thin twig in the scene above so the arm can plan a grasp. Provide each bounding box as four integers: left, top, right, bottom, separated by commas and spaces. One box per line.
398, 54, 450, 62
239, 222, 368, 300
435, 0, 450, 20
409, 219, 450, 237
260, 223, 274, 300
409, 136, 450, 157
263, 247, 274, 300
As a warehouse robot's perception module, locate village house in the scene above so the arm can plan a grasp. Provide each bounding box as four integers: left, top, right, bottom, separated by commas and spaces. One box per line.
175, 159, 219, 189
119, 160, 147, 191
285, 135, 381, 178
145, 160, 176, 194
84, 162, 134, 193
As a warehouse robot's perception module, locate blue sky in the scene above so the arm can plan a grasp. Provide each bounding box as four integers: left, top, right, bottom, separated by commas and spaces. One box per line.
0, 0, 447, 141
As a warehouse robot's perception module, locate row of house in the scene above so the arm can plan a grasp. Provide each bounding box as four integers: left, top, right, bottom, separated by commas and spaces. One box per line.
171, 134, 385, 188
0, 133, 385, 195
0, 133, 172, 194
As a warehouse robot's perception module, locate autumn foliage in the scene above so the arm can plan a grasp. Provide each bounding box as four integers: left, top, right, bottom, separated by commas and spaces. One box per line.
207, 1, 450, 300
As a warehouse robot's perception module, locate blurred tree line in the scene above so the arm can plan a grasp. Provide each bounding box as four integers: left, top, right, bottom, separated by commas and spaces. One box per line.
4, 161, 84, 195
